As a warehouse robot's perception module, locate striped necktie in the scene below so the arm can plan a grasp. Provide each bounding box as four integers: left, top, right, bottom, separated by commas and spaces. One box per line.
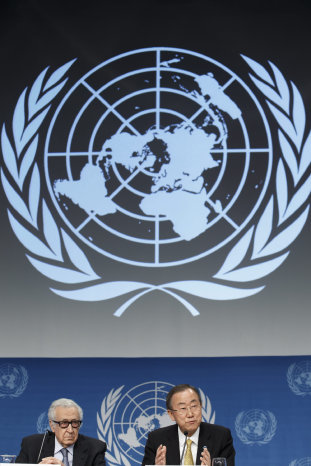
61, 448, 69, 466
184, 438, 194, 465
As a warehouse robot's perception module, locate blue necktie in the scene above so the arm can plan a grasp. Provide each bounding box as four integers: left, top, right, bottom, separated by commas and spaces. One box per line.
61, 448, 69, 466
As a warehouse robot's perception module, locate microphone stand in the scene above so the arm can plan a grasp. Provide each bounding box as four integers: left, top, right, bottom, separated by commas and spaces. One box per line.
180, 430, 189, 465
37, 430, 49, 463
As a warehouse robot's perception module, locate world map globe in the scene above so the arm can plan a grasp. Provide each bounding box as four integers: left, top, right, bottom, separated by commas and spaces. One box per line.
45, 47, 272, 266
112, 381, 174, 464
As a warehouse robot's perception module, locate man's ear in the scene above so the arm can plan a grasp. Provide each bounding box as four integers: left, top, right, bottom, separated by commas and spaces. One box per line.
49, 419, 55, 433
167, 409, 175, 422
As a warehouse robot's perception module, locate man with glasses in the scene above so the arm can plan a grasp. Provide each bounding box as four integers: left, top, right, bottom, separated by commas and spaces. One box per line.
142, 384, 235, 465
16, 398, 106, 466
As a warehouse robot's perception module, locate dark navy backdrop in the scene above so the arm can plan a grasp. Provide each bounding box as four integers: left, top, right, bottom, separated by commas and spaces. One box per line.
0, 356, 310, 466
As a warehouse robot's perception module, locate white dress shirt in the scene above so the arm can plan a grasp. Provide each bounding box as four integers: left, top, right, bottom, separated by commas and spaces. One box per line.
54, 438, 74, 466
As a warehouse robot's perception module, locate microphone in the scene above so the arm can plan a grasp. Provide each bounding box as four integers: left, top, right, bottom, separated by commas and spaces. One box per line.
180, 431, 189, 465
37, 429, 49, 463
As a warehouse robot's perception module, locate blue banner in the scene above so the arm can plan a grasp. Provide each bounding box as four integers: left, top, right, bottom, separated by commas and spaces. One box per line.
0, 356, 310, 466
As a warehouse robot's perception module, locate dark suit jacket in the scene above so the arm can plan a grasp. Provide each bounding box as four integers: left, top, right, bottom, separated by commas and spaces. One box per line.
15, 431, 106, 466
142, 422, 235, 465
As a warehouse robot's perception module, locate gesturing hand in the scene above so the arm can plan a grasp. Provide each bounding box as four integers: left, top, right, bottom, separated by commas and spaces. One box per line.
200, 446, 211, 466
155, 444, 167, 465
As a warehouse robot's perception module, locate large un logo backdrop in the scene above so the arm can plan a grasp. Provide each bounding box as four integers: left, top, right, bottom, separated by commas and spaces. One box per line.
1, 47, 311, 315
96, 381, 215, 466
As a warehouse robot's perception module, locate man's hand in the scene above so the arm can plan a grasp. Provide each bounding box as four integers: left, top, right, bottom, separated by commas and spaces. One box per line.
40, 457, 64, 466
200, 446, 211, 466
155, 444, 166, 465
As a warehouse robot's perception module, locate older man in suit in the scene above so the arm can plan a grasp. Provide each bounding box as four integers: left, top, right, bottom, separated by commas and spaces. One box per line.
142, 384, 235, 466
16, 398, 106, 466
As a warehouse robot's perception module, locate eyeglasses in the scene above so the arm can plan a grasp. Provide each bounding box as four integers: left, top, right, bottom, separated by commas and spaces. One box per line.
52, 420, 82, 429
169, 404, 201, 416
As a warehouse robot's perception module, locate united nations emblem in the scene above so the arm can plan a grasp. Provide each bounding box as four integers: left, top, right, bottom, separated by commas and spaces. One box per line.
0, 364, 28, 398
289, 458, 311, 466
37, 411, 50, 433
287, 360, 311, 396
235, 409, 277, 445
1, 47, 311, 315
97, 381, 215, 466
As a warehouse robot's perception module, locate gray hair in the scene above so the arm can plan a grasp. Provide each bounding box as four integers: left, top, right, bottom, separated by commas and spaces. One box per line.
48, 398, 83, 421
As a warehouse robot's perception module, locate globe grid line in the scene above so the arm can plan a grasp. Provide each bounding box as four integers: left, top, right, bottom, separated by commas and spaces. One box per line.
45, 147, 271, 157
156, 48, 161, 130
81, 80, 141, 136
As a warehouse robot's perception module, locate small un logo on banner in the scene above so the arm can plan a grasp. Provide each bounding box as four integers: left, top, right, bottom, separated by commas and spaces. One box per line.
289, 458, 311, 466
0, 364, 28, 398
37, 411, 50, 433
97, 381, 215, 466
235, 409, 277, 446
287, 360, 311, 396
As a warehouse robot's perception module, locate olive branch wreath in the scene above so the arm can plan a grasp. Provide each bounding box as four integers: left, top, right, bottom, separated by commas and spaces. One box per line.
96, 386, 214, 466
286, 363, 311, 396
1, 55, 311, 316
96, 386, 131, 466
235, 410, 277, 446
0, 365, 28, 398
289, 459, 311, 466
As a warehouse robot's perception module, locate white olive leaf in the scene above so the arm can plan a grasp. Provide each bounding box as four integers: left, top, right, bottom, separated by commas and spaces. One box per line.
18, 135, 38, 190
43, 59, 76, 91
20, 105, 50, 149
12, 88, 27, 156
1, 169, 33, 224
96, 414, 104, 438
36, 80, 68, 113
1, 125, 19, 180
61, 229, 98, 277
215, 227, 254, 276
42, 200, 62, 260
252, 196, 274, 258
26, 255, 96, 284
164, 280, 263, 300
217, 253, 288, 282
278, 130, 299, 185
283, 174, 311, 222
267, 101, 297, 143
276, 161, 288, 224
28, 67, 49, 119
113, 443, 121, 462
291, 81, 306, 152
254, 206, 309, 258
8, 210, 58, 260
241, 55, 274, 86
120, 453, 131, 466
249, 74, 283, 108
269, 61, 290, 113
51, 281, 151, 301
104, 452, 115, 464
107, 426, 113, 446
28, 164, 40, 228
299, 130, 311, 180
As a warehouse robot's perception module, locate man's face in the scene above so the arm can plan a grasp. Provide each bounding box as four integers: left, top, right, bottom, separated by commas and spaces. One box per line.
167, 388, 202, 436
49, 406, 81, 447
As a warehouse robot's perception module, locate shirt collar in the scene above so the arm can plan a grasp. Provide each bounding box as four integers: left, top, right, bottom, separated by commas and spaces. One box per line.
178, 425, 200, 445
54, 438, 74, 456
